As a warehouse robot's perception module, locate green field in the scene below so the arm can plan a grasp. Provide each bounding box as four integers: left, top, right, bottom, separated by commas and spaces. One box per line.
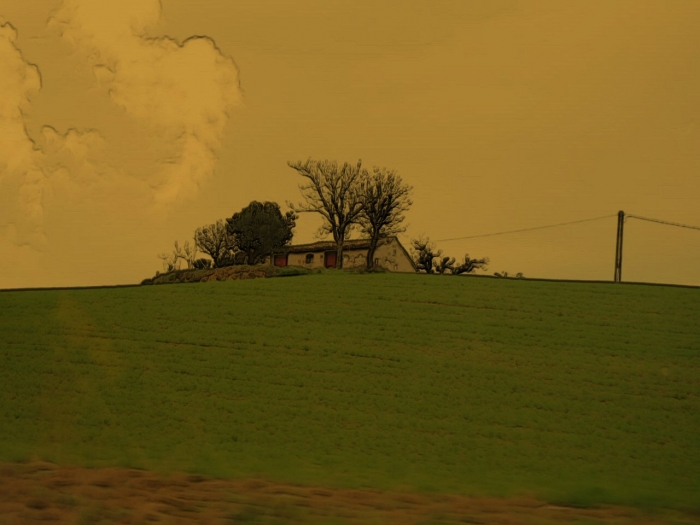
0, 272, 698, 510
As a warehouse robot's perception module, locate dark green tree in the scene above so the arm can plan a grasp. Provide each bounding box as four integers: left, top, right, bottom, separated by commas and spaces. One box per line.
226, 201, 297, 265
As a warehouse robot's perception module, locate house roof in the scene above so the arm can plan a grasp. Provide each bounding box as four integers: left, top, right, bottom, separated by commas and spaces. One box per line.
283, 237, 394, 254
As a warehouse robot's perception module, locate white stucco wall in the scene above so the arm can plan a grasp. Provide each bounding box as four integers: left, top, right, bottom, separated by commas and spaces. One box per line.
265, 239, 415, 272
370, 238, 415, 272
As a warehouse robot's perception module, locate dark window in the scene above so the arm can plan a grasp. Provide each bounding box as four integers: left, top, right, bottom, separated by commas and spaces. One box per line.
305, 253, 314, 264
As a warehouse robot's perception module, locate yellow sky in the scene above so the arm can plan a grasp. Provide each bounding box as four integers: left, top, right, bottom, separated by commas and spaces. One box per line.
1, 0, 699, 288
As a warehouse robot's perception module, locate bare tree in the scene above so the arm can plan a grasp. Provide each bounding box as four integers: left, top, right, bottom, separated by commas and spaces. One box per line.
357, 167, 413, 270
180, 241, 198, 269
434, 256, 456, 275
157, 240, 196, 271
287, 158, 365, 269
194, 220, 236, 268
453, 254, 489, 275
157, 249, 179, 272
410, 236, 441, 274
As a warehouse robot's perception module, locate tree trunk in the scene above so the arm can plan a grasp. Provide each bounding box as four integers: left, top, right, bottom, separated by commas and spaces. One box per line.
337, 240, 344, 269
366, 246, 375, 269
366, 232, 381, 270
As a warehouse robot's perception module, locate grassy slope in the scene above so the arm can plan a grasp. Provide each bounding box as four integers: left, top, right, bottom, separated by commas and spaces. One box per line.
0, 273, 698, 510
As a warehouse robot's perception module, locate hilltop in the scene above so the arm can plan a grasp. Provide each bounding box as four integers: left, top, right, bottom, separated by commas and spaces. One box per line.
0, 272, 698, 521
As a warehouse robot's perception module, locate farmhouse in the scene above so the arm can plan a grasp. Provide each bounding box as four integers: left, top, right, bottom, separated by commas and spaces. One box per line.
266, 236, 416, 272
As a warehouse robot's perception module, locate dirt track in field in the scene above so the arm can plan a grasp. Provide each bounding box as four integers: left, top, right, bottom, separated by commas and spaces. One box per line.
0, 462, 697, 525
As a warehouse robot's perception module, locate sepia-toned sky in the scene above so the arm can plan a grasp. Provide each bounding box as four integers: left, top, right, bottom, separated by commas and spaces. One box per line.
1, 0, 699, 288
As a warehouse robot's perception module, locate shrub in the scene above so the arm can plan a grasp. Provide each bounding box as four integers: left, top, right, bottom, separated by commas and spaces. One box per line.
193, 258, 213, 269
347, 265, 387, 274
272, 266, 313, 277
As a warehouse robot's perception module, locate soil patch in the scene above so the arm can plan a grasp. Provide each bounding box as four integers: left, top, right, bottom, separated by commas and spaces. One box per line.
0, 462, 697, 524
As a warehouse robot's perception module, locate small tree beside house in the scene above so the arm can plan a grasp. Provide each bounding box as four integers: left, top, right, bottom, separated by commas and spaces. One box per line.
454, 254, 489, 275
357, 167, 413, 270
411, 237, 441, 274
287, 158, 365, 269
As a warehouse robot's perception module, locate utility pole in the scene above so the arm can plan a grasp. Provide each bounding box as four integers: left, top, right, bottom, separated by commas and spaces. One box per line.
614, 210, 625, 283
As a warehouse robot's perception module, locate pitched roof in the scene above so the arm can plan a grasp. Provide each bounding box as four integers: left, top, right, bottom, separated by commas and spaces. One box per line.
283, 236, 396, 254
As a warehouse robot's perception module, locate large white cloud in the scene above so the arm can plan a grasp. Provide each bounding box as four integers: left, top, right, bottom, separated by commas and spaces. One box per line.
1, 0, 241, 234
0, 2, 241, 287
0, 17, 116, 249
1, 18, 61, 248
47, 0, 242, 207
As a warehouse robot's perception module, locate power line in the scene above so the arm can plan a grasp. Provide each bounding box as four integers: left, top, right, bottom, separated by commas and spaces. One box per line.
627, 214, 700, 231
433, 214, 617, 243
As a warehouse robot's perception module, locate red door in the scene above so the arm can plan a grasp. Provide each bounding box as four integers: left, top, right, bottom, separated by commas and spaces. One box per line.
324, 251, 337, 268
274, 254, 288, 267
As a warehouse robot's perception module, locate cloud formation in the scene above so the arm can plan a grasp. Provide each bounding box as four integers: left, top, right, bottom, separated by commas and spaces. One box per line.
1, 0, 241, 269
48, 0, 242, 206
0, 17, 116, 249
1, 18, 55, 248
0, 19, 41, 230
